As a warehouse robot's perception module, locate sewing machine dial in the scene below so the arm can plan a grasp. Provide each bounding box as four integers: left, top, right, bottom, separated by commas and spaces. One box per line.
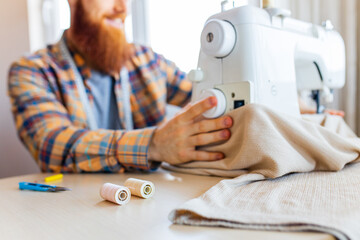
200, 89, 227, 118
199, 82, 253, 119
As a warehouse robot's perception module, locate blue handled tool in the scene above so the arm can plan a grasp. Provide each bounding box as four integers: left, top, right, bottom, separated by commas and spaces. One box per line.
19, 182, 71, 192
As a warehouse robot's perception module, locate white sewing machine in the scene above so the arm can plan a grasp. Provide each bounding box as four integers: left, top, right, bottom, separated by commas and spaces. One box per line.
188, 0, 346, 118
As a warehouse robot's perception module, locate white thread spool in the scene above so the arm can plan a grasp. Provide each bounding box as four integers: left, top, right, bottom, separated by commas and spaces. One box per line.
100, 183, 131, 205
124, 178, 155, 199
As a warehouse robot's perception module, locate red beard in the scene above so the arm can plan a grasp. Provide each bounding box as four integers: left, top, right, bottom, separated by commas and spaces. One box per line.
69, 1, 133, 75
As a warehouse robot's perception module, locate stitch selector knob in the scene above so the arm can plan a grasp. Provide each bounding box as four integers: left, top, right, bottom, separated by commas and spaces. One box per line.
200, 89, 227, 119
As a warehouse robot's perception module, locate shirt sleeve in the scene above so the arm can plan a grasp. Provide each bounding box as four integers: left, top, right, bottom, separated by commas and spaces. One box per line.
8, 59, 159, 173
154, 52, 192, 107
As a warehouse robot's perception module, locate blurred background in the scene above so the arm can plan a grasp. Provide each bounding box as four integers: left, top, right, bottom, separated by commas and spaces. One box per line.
0, 0, 359, 178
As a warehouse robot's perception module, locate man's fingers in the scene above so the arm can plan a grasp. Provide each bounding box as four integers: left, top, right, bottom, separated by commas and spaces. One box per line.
188, 150, 225, 161
188, 129, 231, 146
325, 109, 345, 117
179, 97, 217, 122
189, 116, 233, 135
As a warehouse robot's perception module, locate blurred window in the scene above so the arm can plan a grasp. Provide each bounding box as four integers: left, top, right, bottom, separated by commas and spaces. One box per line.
147, 0, 249, 72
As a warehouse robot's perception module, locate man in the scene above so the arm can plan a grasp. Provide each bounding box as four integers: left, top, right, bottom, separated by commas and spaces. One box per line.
7, 0, 233, 173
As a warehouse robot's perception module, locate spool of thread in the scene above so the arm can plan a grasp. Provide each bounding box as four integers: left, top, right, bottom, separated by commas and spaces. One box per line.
100, 183, 131, 205
263, 0, 275, 8
124, 178, 155, 199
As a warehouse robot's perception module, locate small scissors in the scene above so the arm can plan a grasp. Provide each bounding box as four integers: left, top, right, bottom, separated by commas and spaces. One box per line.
19, 182, 71, 192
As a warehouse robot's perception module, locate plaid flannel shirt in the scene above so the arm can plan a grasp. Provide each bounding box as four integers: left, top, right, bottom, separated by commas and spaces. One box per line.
8, 38, 192, 173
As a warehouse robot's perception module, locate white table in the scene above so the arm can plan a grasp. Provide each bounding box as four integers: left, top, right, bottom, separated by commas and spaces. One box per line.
0, 169, 334, 240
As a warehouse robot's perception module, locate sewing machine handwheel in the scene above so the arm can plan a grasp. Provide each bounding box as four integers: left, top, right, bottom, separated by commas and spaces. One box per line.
200, 89, 227, 119
201, 19, 236, 58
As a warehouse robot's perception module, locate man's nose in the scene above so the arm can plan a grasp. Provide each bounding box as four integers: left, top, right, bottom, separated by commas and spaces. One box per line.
114, 0, 127, 14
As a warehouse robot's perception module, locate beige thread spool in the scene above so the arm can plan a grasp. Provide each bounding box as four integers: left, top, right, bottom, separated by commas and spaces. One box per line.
124, 178, 155, 199
263, 0, 275, 8
100, 183, 131, 205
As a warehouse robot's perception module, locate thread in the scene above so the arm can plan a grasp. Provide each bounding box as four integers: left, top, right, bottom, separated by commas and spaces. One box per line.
100, 183, 131, 205
263, 0, 275, 8
124, 178, 155, 199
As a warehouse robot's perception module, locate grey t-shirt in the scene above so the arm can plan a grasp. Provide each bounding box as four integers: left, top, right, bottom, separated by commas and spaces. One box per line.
87, 70, 121, 130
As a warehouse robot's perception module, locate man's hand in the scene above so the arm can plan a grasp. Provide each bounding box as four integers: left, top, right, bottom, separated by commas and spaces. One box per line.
148, 97, 233, 165
298, 98, 345, 117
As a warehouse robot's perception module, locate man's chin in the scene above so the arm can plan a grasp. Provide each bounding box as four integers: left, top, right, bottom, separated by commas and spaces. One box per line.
90, 28, 129, 74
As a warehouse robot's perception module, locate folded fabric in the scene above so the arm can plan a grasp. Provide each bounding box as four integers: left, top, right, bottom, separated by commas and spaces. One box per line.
169, 163, 360, 240
167, 104, 360, 239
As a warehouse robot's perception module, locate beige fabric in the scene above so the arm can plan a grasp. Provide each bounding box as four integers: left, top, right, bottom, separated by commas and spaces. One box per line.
163, 105, 360, 178
168, 105, 360, 239
169, 163, 360, 240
